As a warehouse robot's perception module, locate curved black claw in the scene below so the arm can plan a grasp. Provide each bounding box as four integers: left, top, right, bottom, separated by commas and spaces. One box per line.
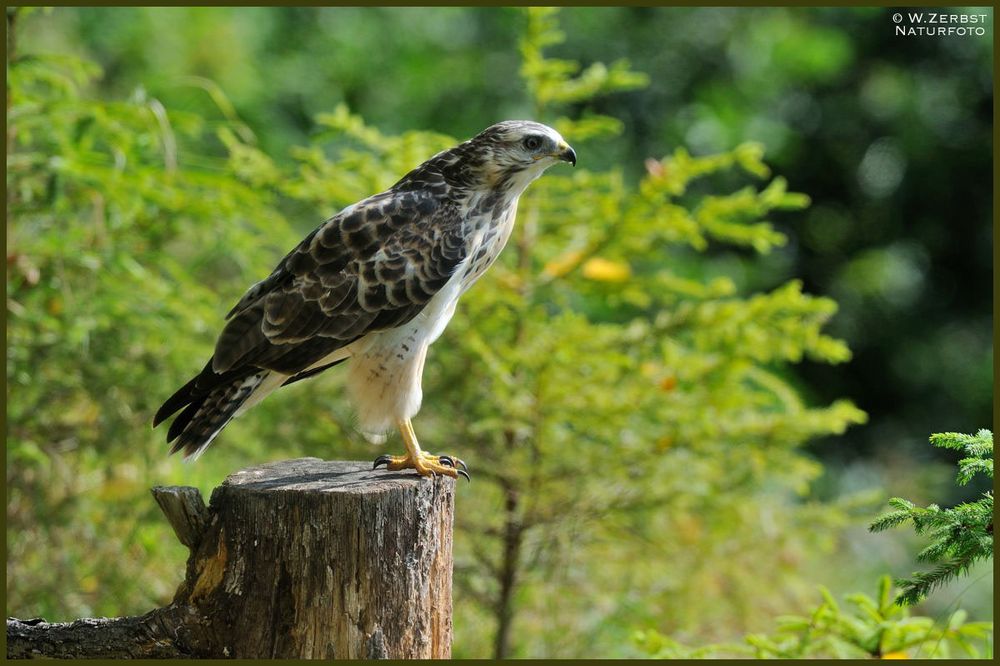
373, 454, 392, 470
437, 455, 469, 473
437, 455, 470, 481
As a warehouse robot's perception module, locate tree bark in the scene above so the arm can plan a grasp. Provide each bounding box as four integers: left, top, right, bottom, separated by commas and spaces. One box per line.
7, 458, 456, 659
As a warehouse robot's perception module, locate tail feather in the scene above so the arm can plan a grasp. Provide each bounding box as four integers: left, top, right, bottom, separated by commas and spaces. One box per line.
154, 357, 269, 459
153, 361, 211, 428
167, 372, 268, 459
155, 345, 351, 460
166, 398, 206, 444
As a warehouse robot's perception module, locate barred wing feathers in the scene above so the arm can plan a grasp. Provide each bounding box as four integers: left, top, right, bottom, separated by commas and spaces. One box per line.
154, 182, 468, 458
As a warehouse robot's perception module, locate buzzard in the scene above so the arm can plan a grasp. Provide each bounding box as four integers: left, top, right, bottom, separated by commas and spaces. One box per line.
154, 120, 576, 480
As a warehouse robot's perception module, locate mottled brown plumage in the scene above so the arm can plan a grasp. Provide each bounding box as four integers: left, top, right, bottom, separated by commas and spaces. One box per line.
155, 120, 575, 469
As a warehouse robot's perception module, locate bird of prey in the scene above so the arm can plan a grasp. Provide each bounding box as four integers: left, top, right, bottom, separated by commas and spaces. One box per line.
154, 120, 576, 480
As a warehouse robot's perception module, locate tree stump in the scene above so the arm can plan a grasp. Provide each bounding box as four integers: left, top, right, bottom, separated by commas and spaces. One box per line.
7, 458, 456, 659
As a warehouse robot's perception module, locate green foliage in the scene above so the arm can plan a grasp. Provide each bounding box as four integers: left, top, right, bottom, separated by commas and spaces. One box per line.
932, 430, 994, 486
17, 6, 992, 475
870, 430, 994, 606
5, 7, 929, 658
439, 9, 867, 656
635, 576, 993, 658
519, 7, 648, 118
7, 24, 309, 616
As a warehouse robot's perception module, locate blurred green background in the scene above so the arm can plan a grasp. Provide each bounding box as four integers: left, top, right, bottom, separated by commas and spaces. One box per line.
6, 6, 992, 658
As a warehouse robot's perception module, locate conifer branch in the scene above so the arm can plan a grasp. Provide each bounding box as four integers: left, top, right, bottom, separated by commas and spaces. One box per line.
870, 430, 993, 606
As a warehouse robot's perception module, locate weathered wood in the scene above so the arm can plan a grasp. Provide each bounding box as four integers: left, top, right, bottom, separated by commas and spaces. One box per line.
188, 458, 456, 659
5, 605, 214, 659
151, 485, 209, 549
7, 458, 456, 659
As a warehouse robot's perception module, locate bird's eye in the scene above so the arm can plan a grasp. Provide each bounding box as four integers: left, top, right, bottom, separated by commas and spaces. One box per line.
523, 136, 542, 151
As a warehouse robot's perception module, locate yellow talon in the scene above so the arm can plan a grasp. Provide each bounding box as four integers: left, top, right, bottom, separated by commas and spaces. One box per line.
371, 419, 469, 480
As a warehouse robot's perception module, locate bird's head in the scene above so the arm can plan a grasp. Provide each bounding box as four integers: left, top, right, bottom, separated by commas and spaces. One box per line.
455, 120, 576, 194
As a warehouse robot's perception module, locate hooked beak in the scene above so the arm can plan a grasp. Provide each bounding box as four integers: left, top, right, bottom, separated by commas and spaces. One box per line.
555, 142, 577, 167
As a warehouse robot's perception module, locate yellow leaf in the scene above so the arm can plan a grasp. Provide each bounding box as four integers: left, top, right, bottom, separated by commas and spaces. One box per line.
582, 257, 631, 283
543, 249, 584, 278
882, 651, 908, 659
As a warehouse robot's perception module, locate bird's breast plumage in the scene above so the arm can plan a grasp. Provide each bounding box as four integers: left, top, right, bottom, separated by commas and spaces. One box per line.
344, 189, 519, 440
455, 192, 519, 293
